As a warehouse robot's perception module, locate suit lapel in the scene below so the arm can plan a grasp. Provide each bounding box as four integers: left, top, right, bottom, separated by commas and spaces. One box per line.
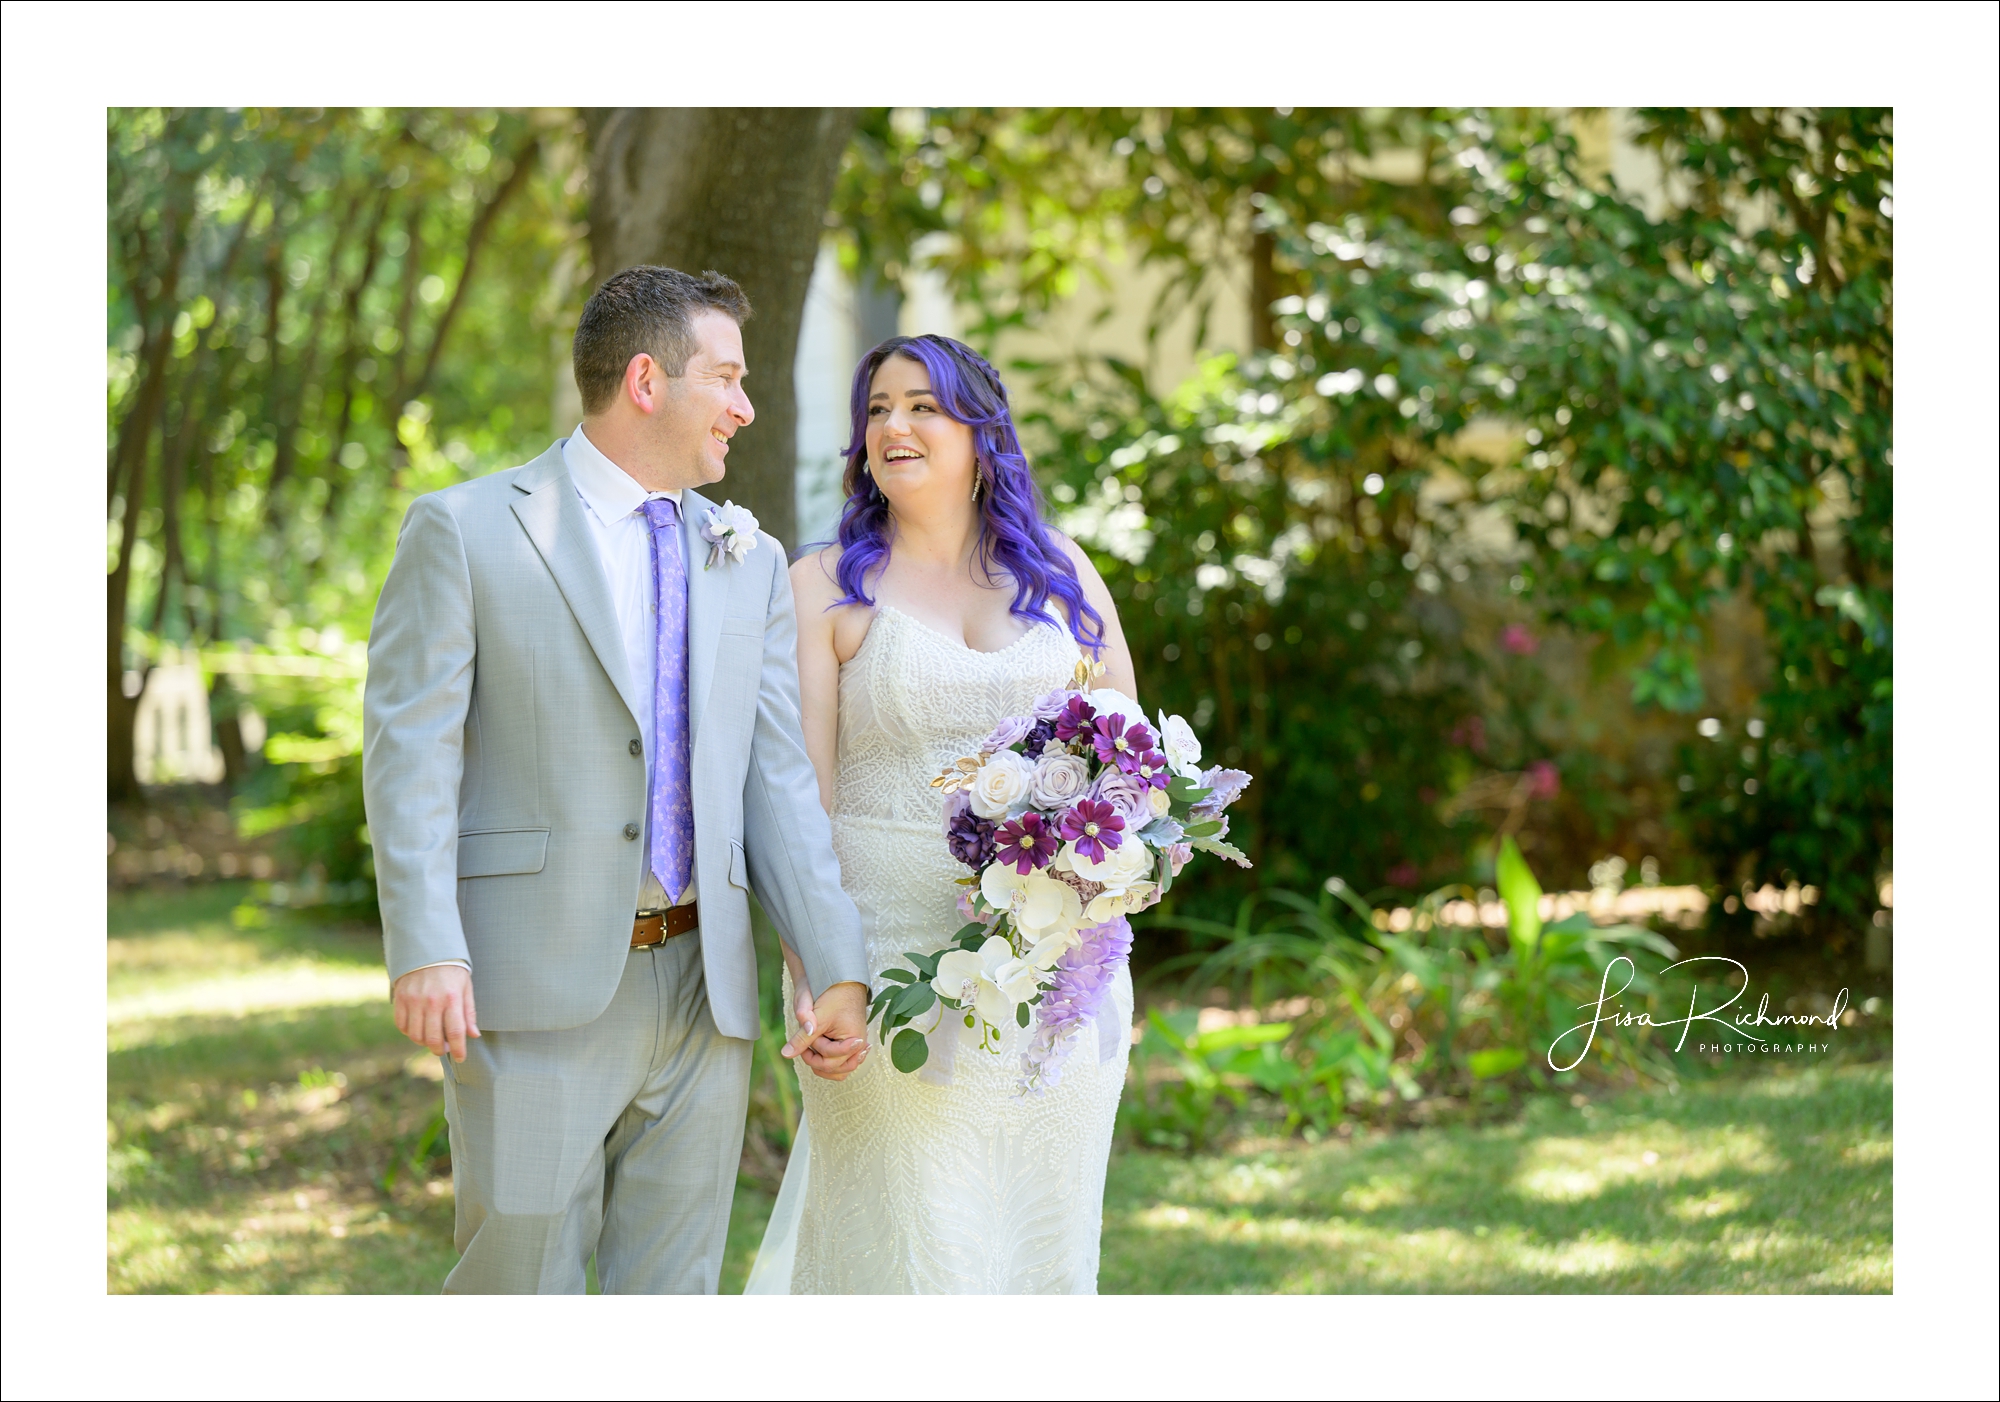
681, 487, 728, 746
509, 444, 645, 731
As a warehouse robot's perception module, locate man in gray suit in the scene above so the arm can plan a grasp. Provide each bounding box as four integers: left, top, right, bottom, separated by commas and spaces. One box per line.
363, 265, 869, 1294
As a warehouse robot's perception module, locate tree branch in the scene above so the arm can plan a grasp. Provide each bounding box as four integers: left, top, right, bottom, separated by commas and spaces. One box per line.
401, 132, 542, 407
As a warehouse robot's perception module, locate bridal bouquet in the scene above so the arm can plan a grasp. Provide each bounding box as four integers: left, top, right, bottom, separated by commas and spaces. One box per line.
870, 659, 1252, 1093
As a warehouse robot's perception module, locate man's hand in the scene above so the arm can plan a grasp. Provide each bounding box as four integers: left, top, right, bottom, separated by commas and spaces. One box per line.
782, 980, 870, 1081
393, 964, 480, 1063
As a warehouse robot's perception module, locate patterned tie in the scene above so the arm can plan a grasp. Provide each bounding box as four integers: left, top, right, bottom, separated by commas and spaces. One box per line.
642, 497, 694, 904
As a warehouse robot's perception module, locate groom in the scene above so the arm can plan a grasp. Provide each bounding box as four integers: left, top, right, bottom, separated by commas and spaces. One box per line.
363, 265, 870, 1293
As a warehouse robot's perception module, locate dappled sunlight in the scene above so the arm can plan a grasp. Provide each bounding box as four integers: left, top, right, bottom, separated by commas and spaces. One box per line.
1516, 1236, 1642, 1279
1671, 1189, 1750, 1221
1339, 1175, 1418, 1213
1100, 1064, 1891, 1293
1843, 1138, 1892, 1165
109, 966, 389, 1026
1512, 1124, 1779, 1203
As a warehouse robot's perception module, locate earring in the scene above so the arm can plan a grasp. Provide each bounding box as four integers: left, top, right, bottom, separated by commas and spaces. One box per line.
971, 462, 985, 503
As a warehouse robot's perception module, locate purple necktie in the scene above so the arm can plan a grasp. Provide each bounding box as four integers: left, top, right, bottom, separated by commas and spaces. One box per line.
641, 498, 694, 904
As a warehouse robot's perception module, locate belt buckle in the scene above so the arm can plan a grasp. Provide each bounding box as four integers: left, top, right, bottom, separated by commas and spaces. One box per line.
632, 911, 668, 948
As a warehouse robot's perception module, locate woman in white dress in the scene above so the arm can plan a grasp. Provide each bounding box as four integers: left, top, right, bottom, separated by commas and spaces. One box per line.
747, 334, 1141, 1294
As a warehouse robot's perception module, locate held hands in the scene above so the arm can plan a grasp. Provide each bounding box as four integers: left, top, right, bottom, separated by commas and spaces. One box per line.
781, 961, 870, 1080
393, 964, 480, 1063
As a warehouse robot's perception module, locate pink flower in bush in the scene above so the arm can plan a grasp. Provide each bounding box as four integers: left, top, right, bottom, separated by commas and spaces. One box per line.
1500, 624, 1539, 656
1526, 759, 1560, 800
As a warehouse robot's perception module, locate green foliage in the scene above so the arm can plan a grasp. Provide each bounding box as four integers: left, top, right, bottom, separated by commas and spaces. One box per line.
1130, 841, 1685, 1147
108, 107, 588, 878
1244, 108, 1892, 927
883, 107, 1891, 927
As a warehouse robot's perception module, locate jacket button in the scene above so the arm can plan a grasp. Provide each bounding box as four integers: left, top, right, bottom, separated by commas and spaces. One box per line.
623, 822, 640, 840
629, 738, 643, 756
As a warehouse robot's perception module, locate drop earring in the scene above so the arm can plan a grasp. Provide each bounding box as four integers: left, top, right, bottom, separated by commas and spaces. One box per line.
971, 462, 985, 503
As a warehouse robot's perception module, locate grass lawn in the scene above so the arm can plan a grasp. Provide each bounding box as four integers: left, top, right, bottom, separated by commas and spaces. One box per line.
108, 883, 1890, 1294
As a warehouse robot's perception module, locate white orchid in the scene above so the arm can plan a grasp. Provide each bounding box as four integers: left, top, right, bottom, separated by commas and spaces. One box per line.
968, 750, 1035, 820
932, 936, 1041, 1026
1157, 710, 1204, 779
700, 501, 759, 568
980, 862, 1084, 943
1058, 836, 1157, 923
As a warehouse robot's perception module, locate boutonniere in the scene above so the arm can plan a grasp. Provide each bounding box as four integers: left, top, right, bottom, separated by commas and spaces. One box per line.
700, 501, 759, 569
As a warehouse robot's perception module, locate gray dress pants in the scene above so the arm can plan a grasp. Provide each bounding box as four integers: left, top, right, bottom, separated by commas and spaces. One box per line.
438, 933, 752, 1293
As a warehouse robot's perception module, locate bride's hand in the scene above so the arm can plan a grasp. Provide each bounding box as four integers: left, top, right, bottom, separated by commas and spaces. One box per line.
780, 944, 821, 1058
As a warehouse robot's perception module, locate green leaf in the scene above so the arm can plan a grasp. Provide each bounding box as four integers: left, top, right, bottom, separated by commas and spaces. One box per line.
891, 1028, 931, 1073
1469, 1047, 1527, 1079
952, 922, 988, 944
880, 967, 916, 984
892, 981, 937, 1019
1016, 1001, 1031, 1027
1191, 1021, 1292, 1053
1189, 834, 1251, 866
1183, 820, 1222, 838
1495, 834, 1543, 960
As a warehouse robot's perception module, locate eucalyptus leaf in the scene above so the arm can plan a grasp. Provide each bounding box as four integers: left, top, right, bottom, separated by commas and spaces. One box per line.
891, 1028, 931, 1073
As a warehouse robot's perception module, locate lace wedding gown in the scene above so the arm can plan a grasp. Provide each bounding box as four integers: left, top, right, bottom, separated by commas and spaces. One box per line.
746, 605, 1132, 1294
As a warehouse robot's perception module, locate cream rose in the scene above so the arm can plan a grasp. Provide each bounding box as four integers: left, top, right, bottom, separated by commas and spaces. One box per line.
968, 750, 1035, 820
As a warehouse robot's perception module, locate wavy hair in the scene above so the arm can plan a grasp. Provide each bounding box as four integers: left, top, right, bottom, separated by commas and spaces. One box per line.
828, 334, 1105, 654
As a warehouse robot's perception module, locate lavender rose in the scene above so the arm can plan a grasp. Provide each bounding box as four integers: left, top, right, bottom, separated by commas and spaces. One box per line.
981, 714, 1034, 753
1088, 767, 1153, 829
1028, 687, 1073, 720
1028, 752, 1091, 809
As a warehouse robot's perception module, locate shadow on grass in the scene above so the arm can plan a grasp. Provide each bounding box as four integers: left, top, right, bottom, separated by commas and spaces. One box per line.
1099, 1063, 1891, 1293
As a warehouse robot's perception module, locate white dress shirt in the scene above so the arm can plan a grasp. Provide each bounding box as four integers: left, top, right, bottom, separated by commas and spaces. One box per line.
563, 423, 697, 914
406, 427, 694, 979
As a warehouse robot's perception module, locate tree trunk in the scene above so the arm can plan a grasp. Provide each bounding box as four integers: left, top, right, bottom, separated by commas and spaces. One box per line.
584, 108, 856, 551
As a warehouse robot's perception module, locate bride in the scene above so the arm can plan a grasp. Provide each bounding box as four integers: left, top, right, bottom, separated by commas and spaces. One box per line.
747, 333, 1140, 1293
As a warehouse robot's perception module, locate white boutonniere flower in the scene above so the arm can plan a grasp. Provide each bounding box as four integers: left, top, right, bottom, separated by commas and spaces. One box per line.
700, 502, 759, 568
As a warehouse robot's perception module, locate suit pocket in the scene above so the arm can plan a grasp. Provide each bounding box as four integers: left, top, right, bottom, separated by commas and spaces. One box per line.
721, 615, 763, 639
457, 827, 550, 879
728, 838, 749, 889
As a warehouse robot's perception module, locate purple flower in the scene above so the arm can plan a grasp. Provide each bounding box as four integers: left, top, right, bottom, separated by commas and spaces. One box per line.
1019, 916, 1133, 1095
1053, 695, 1097, 742
981, 714, 1034, 753
1090, 714, 1154, 773
1165, 841, 1194, 877
1029, 687, 1074, 720
1022, 719, 1059, 752
944, 790, 999, 870
1058, 798, 1125, 863
992, 811, 1059, 873
1089, 767, 1153, 828
1130, 748, 1171, 791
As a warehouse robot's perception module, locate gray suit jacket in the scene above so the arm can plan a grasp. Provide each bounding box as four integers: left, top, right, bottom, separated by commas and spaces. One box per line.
362, 441, 867, 1037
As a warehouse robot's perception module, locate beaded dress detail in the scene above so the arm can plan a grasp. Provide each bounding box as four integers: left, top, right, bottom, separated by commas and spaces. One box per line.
751, 605, 1131, 1294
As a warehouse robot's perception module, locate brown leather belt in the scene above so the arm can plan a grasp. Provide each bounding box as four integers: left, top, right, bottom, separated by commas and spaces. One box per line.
632, 903, 699, 948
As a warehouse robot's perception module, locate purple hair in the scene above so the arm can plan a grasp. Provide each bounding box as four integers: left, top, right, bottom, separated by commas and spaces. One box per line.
828, 334, 1105, 655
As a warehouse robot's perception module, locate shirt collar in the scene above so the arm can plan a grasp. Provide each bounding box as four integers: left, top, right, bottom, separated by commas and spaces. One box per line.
563, 423, 682, 526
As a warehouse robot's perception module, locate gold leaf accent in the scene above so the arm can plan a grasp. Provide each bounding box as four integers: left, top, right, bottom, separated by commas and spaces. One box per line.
929, 754, 988, 793
1070, 657, 1106, 690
